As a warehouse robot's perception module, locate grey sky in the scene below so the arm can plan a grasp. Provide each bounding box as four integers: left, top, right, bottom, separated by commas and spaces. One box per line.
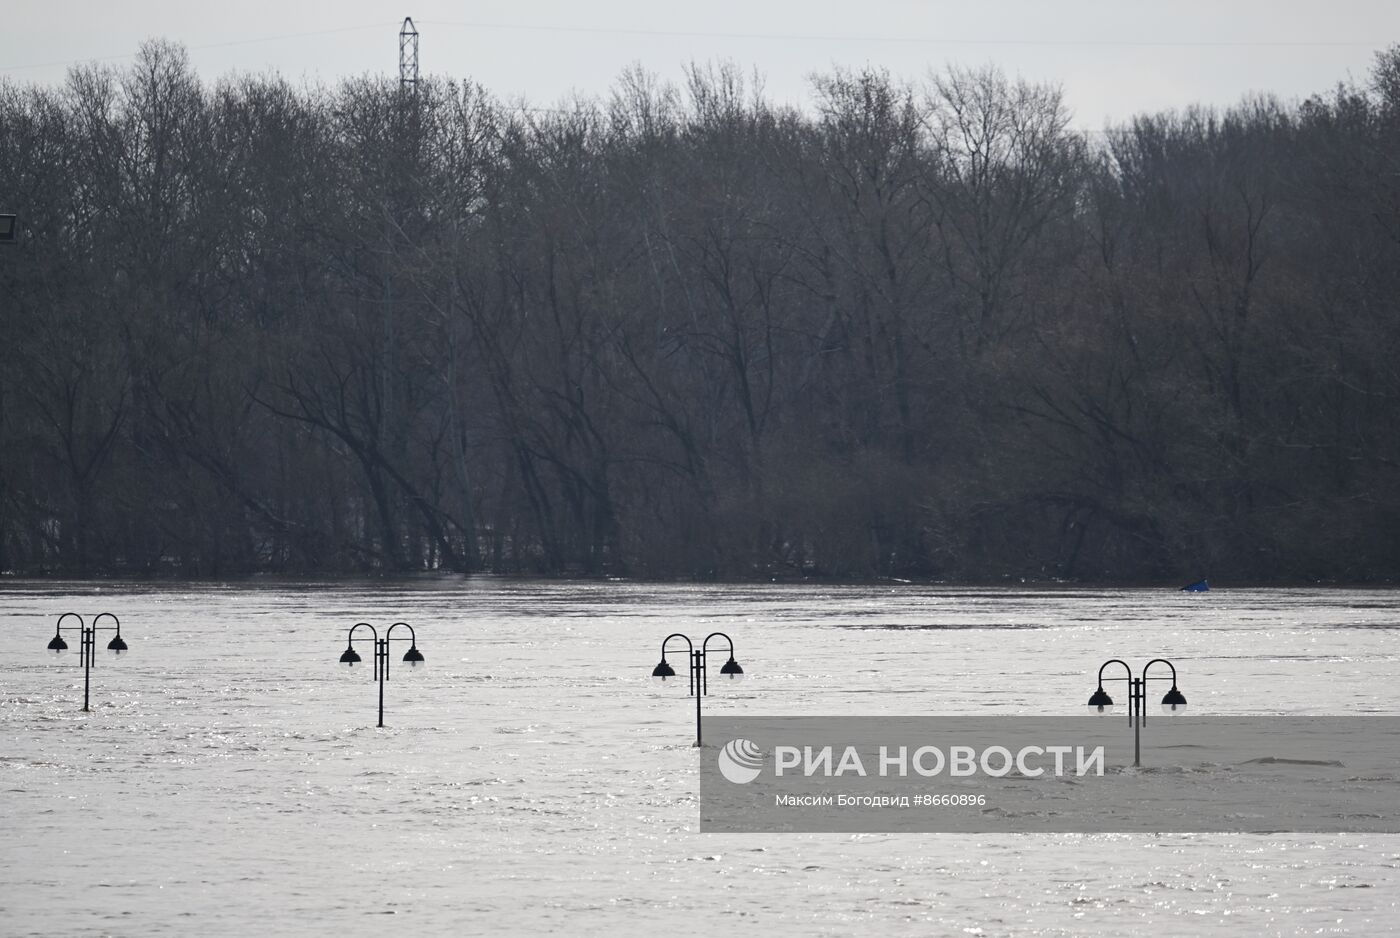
3, 1, 1397, 128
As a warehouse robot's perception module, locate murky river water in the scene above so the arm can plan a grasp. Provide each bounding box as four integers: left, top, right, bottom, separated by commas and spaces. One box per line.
2, 580, 1398, 936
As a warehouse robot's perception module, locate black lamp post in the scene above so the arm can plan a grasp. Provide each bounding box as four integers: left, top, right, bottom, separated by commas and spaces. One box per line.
650, 632, 745, 747
1087, 658, 1187, 767
338, 621, 425, 728
46, 612, 129, 711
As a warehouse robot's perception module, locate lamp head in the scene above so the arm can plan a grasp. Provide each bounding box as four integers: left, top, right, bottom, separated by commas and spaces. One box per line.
1087, 686, 1114, 715
106, 635, 128, 657
403, 645, 425, 669
718, 657, 745, 684
1161, 686, 1188, 715
339, 645, 362, 668
651, 659, 677, 685
47, 633, 68, 654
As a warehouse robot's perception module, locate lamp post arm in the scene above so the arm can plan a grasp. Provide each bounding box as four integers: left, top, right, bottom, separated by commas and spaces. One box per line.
702, 632, 736, 659
92, 612, 121, 634
55, 612, 85, 635
661, 634, 697, 697
660, 633, 694, 660
1096, 658, 1133, 686
347, 622, 378, 646
386, 622, 417, 644
1096, 658, 1135, 730
1143, 658, 1178, 685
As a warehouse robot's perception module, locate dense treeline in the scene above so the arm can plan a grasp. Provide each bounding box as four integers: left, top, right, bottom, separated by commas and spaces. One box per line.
2, 42, 1399, 581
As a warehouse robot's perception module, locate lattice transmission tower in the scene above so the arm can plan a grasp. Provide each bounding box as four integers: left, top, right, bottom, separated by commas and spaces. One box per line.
399, 17, 419, 89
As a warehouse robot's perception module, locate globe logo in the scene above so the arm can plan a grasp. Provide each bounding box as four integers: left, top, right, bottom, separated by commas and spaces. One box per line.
717, 738, 764, 784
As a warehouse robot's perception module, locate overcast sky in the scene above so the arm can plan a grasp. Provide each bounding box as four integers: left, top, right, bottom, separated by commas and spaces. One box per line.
3, 1, 1397, 128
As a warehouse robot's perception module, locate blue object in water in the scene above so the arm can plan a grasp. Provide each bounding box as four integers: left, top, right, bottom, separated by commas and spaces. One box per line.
1182, 579, 1210, 592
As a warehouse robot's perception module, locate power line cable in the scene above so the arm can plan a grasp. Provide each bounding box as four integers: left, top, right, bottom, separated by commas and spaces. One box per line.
420, 19, 1384, 49
0, 22, 396, 73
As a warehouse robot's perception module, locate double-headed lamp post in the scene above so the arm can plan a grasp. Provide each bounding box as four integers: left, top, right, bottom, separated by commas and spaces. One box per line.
45, 612, 129, 711
1087, 658, 1187, 767
338, 621, 425, 728
650, 632, 745, 747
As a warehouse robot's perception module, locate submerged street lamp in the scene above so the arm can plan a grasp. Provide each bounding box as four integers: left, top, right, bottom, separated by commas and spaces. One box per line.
650, 632, 746, 747
45, 612, 130, 711
1087, 658, 1187, 767
338, 621, 425, 728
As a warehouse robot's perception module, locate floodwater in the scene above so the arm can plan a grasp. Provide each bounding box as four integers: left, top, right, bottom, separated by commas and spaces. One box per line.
2, 580, 1398, 936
